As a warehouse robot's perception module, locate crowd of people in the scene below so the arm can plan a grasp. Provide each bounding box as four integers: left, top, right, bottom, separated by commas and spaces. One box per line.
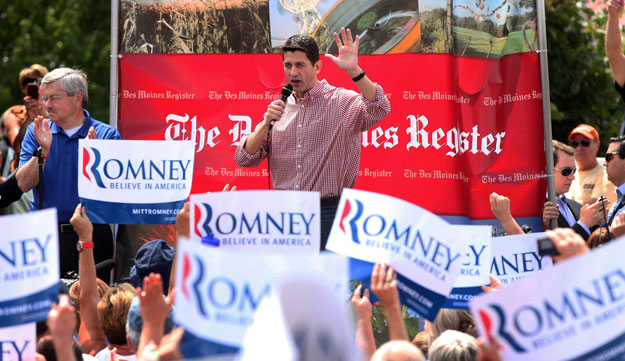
2, 6, 625, 359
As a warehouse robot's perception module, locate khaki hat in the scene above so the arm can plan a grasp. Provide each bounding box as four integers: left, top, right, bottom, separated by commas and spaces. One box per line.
568, 124, 599, 141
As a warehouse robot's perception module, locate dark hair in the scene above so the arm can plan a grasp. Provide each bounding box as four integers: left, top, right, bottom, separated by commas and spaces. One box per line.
37, 335, 83, 361
282, 35, 320, 65
552, 140, 574, 166
609, 135, 625, 159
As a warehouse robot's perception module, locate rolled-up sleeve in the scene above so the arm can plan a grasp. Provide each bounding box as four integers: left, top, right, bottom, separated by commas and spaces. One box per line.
340, 83, 391, 132
234, 135, 268, 168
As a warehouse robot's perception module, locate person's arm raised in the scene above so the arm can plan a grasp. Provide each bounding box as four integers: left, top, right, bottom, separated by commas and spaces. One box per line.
606, 0, 625, 87
71, 204, 107, 354
325, 28, 377, 101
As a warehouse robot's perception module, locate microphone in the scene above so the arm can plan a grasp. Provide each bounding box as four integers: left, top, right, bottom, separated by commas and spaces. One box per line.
269, 83, 293, 131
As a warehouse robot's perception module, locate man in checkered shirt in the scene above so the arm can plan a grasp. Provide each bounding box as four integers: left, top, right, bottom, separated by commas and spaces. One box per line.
235, 28, 391, 250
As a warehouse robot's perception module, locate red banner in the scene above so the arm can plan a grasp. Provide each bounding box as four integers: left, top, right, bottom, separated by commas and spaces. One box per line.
118, 52, 545, 220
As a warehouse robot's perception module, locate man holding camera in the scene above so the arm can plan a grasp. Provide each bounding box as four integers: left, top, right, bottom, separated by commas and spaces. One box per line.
543, 140, 607, 240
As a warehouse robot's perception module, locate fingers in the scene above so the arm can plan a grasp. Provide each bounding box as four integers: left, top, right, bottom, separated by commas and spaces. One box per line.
266, 100, 286, 123
87, 126, 97, 139
345, 28, 353, 46
362, 287, 370, 300
332, 31, 342, 48
371, 263, 382, 288
352, 284, 362, 300
489, 193, 497, 208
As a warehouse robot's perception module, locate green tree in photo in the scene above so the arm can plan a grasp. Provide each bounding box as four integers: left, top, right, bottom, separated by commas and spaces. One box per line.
0, 1, 111, 123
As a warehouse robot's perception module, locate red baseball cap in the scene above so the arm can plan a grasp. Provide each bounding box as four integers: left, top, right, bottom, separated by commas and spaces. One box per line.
568, 124, 599, 141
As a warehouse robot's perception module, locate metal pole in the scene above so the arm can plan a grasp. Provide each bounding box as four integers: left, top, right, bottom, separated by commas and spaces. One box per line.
536, 0, 556, 229
110, 0, 120, 128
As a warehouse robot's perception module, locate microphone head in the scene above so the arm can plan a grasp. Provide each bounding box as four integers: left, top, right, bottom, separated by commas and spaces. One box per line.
280, 83, 294, 102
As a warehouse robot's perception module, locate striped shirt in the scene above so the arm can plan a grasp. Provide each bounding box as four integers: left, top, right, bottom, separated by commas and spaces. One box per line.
235, 79, 391, 197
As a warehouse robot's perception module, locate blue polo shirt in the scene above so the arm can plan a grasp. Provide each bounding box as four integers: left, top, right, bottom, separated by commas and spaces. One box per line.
19, 110, 121, 222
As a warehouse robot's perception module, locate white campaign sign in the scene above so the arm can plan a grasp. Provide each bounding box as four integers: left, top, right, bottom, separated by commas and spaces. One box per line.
78, 139, 194, 203
78, 139, 194, 224
490, 233, 552, 286
326, 188, 466, 321
0, 209, 59, 327
0, 323, 36, 361
450, 225, 491, 287
174, 238, 347, 347
190, 190, 320, 253
443, 225, 491, 309
471, 237, 625, 361
240, 277, 358, 361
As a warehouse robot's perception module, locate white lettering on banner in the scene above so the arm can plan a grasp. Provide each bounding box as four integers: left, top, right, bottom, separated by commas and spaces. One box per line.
405, 114, 506, 157
362, 126, 398, 149
229, 114, 252, 147
165, 113, 220, 152
161, 112, 511, 157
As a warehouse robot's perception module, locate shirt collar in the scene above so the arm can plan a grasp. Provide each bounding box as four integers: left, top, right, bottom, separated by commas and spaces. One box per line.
617, 183, 625, 199
296, 79, 328, 101
50, 109, 93, 138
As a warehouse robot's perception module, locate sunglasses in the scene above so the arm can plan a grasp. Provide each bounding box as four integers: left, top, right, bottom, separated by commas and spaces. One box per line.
570, 139, 592, 148
606, 152, 620, 163
554, 167, 576, 176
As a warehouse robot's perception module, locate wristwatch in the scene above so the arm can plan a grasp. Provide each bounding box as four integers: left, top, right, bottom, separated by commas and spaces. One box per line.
77, 240, 94, 252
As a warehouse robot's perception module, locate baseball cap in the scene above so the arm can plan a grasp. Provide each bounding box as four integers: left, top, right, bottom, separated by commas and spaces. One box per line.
569, 124, 599, 141
129, 239, 174, 294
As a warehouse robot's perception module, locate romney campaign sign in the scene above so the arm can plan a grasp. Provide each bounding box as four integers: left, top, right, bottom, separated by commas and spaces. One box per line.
443, 225, 491, 309
490, 233, 552, 286
190, 190, 319, 253
326, 188, 466, 321
0, 323, 36, 361
0, 209, 59, 327
174, 238, 347, 347
471, 237, 625, 361
78, 139, 194, 224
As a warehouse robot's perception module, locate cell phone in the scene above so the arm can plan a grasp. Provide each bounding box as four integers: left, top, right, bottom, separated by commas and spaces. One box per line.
27, 83, 39, 100
537, 237, 560, 256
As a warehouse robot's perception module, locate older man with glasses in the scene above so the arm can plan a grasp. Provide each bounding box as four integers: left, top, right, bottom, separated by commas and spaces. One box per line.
543, 140, 607, 240
567, 124, 616, 206
18, 67, 121, 281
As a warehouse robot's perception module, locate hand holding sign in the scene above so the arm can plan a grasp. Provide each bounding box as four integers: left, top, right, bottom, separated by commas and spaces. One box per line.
371, 263, 400, 309
481, 275, 503, 294
371, 263, 409, 341
546, 228, 589, 263
70, 204, 93, 241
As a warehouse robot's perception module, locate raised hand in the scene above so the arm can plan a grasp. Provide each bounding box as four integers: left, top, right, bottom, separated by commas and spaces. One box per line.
33, 116, 52, 154
325, 28, 361, 77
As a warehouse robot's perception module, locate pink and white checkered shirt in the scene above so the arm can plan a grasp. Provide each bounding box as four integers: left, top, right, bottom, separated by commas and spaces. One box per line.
235, 79, 391, 198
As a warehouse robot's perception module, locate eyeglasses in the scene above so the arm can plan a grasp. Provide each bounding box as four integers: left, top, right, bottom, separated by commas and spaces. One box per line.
605, 152, 620, 163
554, 167, 576, 176
41, 94, 70, 104
571, 139, 591, 148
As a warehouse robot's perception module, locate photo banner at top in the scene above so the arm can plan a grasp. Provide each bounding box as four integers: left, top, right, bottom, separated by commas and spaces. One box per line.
118, 0, 545, 221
